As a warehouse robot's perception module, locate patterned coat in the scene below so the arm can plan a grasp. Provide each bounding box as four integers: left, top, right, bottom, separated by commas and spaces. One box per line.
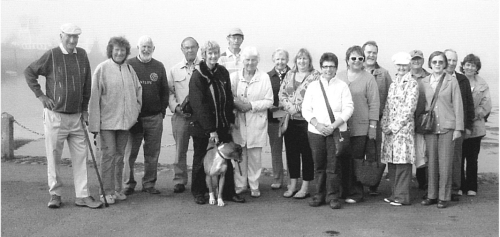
381, 73, 419, 164
278, 70, 320, 120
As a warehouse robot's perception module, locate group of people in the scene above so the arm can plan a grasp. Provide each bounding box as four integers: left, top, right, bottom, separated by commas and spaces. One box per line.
25, 23, 491, 210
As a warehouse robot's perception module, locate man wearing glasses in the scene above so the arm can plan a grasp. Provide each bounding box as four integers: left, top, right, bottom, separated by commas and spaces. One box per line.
167, 37, 201, 194
218, 28, 244, 74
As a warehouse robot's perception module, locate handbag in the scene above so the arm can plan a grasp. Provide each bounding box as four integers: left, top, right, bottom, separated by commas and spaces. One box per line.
416, 73, 445, 134
180, 95, 192, 114
278, 113, 290, 137
319, 80, 350, 157
354, 138, 386, 187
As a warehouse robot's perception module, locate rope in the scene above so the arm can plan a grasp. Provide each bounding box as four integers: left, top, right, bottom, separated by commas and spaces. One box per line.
13, 119, 44, 137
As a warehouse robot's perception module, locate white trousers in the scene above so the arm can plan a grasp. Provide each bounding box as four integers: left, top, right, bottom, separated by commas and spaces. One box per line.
44, 109, 89, 198
234, 146, 262, 191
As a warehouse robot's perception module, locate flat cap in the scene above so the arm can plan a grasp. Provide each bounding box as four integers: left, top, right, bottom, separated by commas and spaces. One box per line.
392, 52, 411, 65
410, 50, 424, 59
60, 23, 82, 35
228, 28, 244, 36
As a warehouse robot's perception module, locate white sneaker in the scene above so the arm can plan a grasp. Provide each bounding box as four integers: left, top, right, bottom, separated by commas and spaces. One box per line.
113, 191, 127, 201
457, 190, 463, 196
467, 191, 477, 196
100, 194, 115, 204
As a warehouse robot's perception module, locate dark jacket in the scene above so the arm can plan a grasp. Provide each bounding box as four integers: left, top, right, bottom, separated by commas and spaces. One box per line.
455, 72, 475, 131
267, 66, 290, 123
188, 61, 235, 137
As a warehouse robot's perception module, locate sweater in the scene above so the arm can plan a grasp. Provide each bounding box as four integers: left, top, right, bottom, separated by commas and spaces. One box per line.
127, 57, 169, 117
25, 46, 91, 113
88, 59, 142, 132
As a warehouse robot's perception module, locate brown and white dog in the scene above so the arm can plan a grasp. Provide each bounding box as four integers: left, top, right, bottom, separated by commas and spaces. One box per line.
204, 141, 242, 206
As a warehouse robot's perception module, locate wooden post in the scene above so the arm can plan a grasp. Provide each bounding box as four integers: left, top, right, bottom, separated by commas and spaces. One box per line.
2, 112, 15, 159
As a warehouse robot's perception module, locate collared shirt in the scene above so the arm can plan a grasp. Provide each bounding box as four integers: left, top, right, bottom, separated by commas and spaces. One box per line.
218, 48, 243, 74
430, 74, 440, 91
59, 43, 77, 54
302, 75, 354, 134
168, 57, 200, 112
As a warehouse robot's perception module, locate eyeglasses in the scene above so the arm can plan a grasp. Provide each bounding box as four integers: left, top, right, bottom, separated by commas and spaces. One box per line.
322, 65, 337, 69
182, 46, 198, 51
431, 60, 445, 65
350, 57, 364, 62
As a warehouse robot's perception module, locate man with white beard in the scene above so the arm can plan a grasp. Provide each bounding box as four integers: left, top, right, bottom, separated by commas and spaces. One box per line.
123, 36, 169, 195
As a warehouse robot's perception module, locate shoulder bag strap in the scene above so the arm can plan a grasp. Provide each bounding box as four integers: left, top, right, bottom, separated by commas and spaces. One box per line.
319, 80, 335, 123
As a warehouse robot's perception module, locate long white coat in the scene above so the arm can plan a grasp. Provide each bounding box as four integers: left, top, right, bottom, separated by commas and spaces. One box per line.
230, 69, 273, 148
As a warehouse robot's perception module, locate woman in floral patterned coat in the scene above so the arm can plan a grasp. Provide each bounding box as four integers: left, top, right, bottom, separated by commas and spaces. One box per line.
381, 52, 419, 206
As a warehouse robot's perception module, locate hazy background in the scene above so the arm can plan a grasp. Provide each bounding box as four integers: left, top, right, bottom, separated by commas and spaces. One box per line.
1, 0, 498, 105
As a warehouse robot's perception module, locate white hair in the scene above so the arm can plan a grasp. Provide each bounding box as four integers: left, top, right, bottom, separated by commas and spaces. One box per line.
272, 48, 289, 61
241, 46, 260, 62
137, 35, 154, 47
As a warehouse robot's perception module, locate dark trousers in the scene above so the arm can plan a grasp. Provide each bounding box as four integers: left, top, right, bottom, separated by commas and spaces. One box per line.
416, 167, 428, 190
388, 163, 412, 204
191, 129, 236, 199
452, 134, 464, 194
461, 136, 483, 192
369, 123, 383, 192
283, 120, 314, 181
308, 132, 341, 202
341, 135, 365, 201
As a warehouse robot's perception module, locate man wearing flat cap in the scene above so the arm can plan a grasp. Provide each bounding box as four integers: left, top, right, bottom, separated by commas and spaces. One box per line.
218, 27, 244, 74
408, 50, 431, 193
25, 23, 102, 209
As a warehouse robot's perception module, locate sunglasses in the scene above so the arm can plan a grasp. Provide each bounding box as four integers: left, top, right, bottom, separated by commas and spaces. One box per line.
350, 56, 364, 62
431, 60, 445, 65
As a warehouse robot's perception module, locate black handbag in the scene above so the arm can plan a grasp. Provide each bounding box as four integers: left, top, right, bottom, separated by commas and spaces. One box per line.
319, 81, 350, 157
180, 95, 192, 114
416, 73, 445, 134
354, 138, 386, 187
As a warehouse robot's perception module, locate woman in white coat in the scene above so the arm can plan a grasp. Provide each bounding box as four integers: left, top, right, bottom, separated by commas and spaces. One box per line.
231, 47, 273, 198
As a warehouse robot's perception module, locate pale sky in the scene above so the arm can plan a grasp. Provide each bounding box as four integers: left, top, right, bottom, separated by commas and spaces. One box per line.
2, 0, 499, 104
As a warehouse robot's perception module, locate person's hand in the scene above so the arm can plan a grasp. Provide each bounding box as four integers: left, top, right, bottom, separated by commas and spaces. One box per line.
233, 99, 245, 111
315, 123, 329, 136
81, 111, 89, 125
175, 105, 191, 118
209, 132, 219, 144
269, 105, 280, 112
464, 129, 471, 139
452, 130, 462, 141
38, 95, 55, 110
323, 125, 334, 136
368, 126, 376, 140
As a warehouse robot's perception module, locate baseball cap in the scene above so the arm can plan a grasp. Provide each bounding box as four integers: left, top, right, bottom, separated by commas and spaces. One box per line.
228, 28, 244, 37
410, 50, 424, 59
60, 23, 82, 35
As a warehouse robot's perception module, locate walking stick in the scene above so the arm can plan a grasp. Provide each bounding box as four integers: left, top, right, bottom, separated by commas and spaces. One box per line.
80, 119, 109, 207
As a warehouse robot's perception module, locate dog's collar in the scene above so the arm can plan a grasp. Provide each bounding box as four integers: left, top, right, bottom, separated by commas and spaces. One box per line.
206, 144, 230, 160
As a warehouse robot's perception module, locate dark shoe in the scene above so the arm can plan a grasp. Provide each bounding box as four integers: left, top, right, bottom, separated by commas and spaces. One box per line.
451, 194, 460, 202
283, 189, 299, 198
48, 195, 62, 208
75, 196, 103, 209
195, 196, 206, 205
142, 187, 161, 194
329, 200, 341, 209
437, 200, 448, 208
229, 194, 245, 203
123, 188, 135, 195
421, 198, 438, 206
308, 196, 325, 207
173, 184, 186, 193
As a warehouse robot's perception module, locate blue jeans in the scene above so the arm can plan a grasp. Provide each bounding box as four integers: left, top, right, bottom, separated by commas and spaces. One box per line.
123, 114, 163, 189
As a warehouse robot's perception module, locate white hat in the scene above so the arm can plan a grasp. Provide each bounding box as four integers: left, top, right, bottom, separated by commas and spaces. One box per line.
60, 23, 82, 35
392, 52, 411, 64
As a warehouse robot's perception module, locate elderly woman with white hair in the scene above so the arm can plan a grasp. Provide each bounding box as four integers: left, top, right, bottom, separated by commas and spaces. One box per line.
381, 52, 419, 206
231, 46, 273, 198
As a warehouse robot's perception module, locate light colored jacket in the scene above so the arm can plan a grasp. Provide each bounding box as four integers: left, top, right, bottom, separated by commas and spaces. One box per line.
421, 73, 464, 133
167, 57, 200, 113
302, 76, 353, 133
469, 75, 492, 137
88, 59, 142, 132
231, 69, 273, 148
381, 73, 419, 164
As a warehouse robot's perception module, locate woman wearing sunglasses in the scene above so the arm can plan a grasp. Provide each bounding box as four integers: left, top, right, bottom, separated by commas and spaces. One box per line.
337, 45, 380, 204
420, 51, 464, 208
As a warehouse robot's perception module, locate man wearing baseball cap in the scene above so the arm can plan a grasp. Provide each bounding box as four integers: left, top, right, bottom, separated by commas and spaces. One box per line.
218, 27, 244, 74
408, 50, 431, 193
25, 23, 102, 209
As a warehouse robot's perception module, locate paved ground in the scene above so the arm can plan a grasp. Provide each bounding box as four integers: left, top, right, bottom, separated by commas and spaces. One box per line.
1, 159, 498, 237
